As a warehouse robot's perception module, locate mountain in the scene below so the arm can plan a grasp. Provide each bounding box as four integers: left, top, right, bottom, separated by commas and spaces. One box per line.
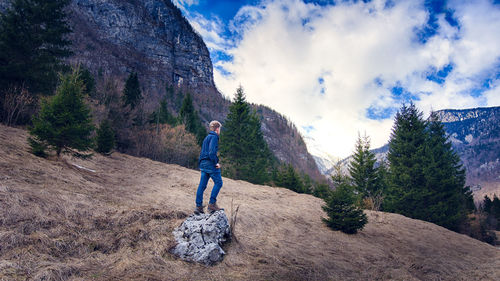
435, 106, 500, 199
1, 124, 499, 280
304, 136, 338, 174
0, 0, 322, 181
319, 106, 500, 199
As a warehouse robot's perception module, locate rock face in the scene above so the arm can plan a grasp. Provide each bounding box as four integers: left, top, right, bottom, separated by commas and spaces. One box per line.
68, 0, 214, 95
171, 210, 231, 265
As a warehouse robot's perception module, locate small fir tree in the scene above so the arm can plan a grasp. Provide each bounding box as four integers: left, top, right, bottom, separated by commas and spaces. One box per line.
313, 183, 331, 199
122, 72, 142, 109
178, 93, 206, 145
322, 184, 368, 234
301, 173, 314, 194
96, 119, 115, 154
274, 164, 305, 193
492, 195, 500, 221
149, 97, 177, 136
28, 69, 94, 158
78, 66, 96, 96
482, 195, 493, 213
348, 134, 381, 199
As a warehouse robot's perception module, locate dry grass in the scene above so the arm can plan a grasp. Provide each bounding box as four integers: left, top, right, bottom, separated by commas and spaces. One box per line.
1, 124, 499, 280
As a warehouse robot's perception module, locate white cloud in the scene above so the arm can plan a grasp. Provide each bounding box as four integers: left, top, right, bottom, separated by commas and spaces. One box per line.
184, 0, 500, 158
172, 0, 199, 8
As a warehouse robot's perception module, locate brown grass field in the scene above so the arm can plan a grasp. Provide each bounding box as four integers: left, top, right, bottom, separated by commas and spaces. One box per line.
0, 124, 499, 280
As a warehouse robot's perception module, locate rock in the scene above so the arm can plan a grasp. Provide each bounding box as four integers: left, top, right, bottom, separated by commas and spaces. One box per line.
171, 210, 231, 265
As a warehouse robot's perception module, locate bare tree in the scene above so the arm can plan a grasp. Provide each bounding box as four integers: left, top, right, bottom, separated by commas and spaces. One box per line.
2, 85, 35, 126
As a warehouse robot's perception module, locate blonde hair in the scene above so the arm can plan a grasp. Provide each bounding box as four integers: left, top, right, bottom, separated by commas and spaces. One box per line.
209, 120, 221, 131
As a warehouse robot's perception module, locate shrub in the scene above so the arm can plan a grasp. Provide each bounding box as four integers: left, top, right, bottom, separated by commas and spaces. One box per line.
131, 124, 199, 168
322, 184, 368, 234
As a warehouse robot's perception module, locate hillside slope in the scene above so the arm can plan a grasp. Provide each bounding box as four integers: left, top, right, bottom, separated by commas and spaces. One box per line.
0, 124, 499, 280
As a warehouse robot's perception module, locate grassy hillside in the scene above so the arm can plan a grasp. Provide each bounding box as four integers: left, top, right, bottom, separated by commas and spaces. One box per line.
0, 124, 498, 280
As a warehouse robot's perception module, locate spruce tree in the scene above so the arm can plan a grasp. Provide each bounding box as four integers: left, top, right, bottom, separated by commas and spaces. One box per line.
348, 134, 381, 199
29, 69, 94, 158
78, 66, 96, 96
274, 164, 305, 193
322, 184, 368, 234
492, 195, 500, 221
0, 0, 72, 95
383, 104, 472, 231
220, 86, 273, 184
96, 119, 115, 154
301, 173, 314, 194
150, 98, 177, 126
483, 195, 493, 213
178, 93, 206, 145
422, 112, 470, 230
313, 183, 331, 199
122, 72, 142, 109
383, 103, 428, 216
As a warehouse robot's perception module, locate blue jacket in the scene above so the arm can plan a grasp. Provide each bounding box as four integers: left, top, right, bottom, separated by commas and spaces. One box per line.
198, 131, 219, 172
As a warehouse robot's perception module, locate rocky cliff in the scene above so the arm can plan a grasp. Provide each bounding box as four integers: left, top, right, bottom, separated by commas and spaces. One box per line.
0, 0, 322, 180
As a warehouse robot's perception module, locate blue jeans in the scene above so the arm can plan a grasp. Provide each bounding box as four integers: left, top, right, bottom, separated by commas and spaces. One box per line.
196, 169, 223, 207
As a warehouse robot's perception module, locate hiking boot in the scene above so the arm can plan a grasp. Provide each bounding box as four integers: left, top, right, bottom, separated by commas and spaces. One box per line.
194, 206, 205, 215
207, 203, 222, 213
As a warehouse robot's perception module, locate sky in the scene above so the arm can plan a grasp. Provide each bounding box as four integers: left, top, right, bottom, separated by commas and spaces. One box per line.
173, 0, 500, 159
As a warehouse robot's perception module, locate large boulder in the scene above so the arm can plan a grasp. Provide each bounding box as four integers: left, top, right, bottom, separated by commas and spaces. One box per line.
171, 210, 231, 265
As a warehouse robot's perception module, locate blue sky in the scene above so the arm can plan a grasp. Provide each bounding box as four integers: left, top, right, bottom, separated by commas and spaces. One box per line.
174, 0, 500, 158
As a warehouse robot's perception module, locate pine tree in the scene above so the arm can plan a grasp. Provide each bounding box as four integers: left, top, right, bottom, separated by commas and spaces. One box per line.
348, 134, 381, 199
322, 184, 368, 234
178, 93, 206, 145
274, 164, 305, 193
220, 86, 273, 184
0, 0, 72, 95
28, 69, 94, 158
313, 183, 331, 199
383, 104, 472, 231
96, 119, 115, 154
492, 195, 500, 221
122, 72, 142, 109
483, 195, 493, 213
422, 112, 470, 230
78, 66, 96, 97
150, 98, 177, 127
383, 103, 428, 216
301, 173, 314, 194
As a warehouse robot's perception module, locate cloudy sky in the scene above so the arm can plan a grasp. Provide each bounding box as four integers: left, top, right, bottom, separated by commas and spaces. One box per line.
173, 0, 500, 159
